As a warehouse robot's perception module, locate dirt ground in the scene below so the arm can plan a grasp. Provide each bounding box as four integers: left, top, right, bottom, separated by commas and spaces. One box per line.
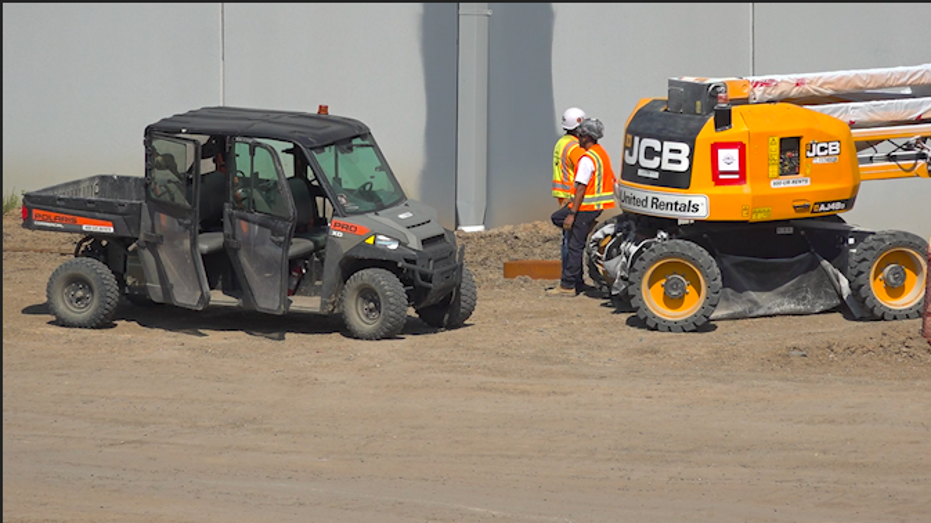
4, 211, 931, 523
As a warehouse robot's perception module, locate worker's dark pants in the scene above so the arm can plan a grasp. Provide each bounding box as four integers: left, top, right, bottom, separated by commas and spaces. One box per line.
560, 210, 601, 290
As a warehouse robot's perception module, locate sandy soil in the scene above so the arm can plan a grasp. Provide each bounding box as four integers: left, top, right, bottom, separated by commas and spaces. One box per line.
4, 211, 931, 523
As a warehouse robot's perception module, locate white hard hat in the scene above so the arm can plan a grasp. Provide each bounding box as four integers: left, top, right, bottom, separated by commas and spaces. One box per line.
561, 107, 586, 130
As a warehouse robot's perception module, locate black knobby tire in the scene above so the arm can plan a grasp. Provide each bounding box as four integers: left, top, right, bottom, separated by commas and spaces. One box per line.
628, 239, 721, 333
848, 230, 928, 320
416, 265, 477, 329
46, 257, 121, 328
341, 268, 409, 340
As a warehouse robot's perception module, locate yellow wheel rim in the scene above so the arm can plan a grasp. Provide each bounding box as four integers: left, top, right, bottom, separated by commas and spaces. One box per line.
641, 258, 706, 320
869, 247, 927, 309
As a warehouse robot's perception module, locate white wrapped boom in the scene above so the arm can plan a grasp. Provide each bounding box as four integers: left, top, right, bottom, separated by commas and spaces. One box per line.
805, 97, 931, 126
747, 64, 931, 103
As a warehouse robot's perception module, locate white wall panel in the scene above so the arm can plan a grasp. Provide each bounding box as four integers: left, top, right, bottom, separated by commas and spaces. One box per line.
551, 3, 752, 170
3, 3, 222, 191
223, 3, 429, 202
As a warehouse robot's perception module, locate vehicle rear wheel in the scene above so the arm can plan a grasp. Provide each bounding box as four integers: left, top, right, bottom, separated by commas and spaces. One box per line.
416, 265, 477, 329
46, 257, 121, 328
628, 239, 721, 332
849, 230, 928, 320
341, 268, 408, 340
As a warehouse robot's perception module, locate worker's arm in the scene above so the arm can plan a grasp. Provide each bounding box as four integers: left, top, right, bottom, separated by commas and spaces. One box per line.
563, 182, 587, 230
563, 154, 594, 230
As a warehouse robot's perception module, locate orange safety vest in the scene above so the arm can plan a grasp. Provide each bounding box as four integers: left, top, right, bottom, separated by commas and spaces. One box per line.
552, 134, 583, 201
575, 143, 616, 212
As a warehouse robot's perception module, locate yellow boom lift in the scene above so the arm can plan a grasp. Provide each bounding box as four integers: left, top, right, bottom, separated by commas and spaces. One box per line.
588, 64, 930, 332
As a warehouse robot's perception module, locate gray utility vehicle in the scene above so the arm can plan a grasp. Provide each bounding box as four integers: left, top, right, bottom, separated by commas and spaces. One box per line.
22, 106, 476, 340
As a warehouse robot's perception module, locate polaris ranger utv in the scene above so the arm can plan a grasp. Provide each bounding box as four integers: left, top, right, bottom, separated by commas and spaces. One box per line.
21, 106, 476, 340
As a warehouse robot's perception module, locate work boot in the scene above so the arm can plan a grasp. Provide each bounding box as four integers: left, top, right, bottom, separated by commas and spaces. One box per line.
545, 285, 577, 297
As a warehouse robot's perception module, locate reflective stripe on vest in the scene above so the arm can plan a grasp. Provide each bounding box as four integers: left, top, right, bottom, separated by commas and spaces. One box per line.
552, 134, 580, 198
578, 144, 616, 212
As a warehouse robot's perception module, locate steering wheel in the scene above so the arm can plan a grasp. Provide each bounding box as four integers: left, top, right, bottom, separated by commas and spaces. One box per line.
359, 181, 374, 192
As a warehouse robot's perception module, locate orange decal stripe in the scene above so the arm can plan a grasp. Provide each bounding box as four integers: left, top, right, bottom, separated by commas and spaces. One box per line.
330, 219, 370, 236
32, 210, 113, 229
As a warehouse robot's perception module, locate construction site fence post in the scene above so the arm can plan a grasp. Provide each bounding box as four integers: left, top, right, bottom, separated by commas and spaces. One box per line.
924, 237, 931, 346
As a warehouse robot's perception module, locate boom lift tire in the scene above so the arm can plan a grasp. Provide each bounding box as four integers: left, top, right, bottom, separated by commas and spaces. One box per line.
341, 268, 409, 340
416, 265, 477, 329
46, 257, 121, 328
628, 239, 722, 333
848, 231, 928, 320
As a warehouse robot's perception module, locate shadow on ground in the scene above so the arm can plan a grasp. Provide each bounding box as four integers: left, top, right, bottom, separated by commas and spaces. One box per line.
22, 300, 460, 340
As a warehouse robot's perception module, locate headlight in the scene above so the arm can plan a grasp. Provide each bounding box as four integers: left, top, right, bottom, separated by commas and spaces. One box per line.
373, 234, 400, 250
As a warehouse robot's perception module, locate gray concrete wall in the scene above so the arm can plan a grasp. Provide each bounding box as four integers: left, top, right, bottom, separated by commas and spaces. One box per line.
4, 3, 929, 239
3, 3, 222, 191
221, 4, 435, 205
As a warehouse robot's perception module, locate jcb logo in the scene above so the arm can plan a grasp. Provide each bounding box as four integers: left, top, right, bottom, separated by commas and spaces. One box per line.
624, 135, 691, 172
806, 140, 840, 158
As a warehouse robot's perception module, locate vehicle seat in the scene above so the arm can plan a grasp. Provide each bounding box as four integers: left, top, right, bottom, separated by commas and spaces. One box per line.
197, 170, 229, 255
199, 170, 227, 232
198, 231, 225, 255
288, 177, 328, 259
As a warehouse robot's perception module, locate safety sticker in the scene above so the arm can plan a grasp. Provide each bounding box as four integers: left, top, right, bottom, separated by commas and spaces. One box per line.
771, 177, 811, 188
767, 137, 780, 178
751, 207, 772, 220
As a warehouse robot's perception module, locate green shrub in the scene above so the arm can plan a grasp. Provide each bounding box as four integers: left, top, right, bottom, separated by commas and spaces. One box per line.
3, 189, 22, 215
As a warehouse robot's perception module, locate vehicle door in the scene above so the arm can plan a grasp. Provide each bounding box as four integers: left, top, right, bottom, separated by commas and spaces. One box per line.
224, 138, 295, 314
137, 134, 210, 309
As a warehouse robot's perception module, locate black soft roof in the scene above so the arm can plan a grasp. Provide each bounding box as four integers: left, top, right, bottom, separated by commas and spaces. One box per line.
146, 106, 370, 148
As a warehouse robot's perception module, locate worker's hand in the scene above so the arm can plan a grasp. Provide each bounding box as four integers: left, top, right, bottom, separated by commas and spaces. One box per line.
563, 213, 575, 231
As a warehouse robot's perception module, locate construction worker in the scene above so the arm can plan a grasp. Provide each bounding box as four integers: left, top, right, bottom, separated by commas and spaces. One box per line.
552, 107, 586, 206
546, 117, 615, 297
552, 107, 586, 261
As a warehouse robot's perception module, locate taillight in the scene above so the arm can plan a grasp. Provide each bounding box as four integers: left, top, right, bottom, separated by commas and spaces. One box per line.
21, 205, 28, 221
711, 142, 746, 186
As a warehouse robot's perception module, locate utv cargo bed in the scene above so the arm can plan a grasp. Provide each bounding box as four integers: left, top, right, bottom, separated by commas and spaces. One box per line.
22, 175, 145, 238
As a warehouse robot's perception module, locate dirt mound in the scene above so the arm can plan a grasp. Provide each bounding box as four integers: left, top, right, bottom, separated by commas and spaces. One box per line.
455, 221, 562, 288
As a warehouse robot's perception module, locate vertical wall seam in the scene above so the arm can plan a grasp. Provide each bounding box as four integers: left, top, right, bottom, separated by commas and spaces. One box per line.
220, 3, 226, 106
750, 3, 755, 75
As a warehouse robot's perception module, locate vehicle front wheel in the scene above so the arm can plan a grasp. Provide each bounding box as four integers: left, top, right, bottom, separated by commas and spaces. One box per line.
848, 230, 928, 320
416, 265, 477, 329
46, 257, 121, 328
628, 239, 721, 332
341, 268, 409, 340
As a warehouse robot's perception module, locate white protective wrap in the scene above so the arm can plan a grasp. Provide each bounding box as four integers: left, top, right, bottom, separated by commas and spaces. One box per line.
747, 64, 931, 103
805, 97, 931, 126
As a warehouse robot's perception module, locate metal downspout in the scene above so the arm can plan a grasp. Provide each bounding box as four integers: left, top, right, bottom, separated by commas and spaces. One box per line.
456, 3, 491, 232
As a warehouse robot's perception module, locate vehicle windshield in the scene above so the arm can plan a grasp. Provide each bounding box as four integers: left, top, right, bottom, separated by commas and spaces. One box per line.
309, 134, 406, 214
